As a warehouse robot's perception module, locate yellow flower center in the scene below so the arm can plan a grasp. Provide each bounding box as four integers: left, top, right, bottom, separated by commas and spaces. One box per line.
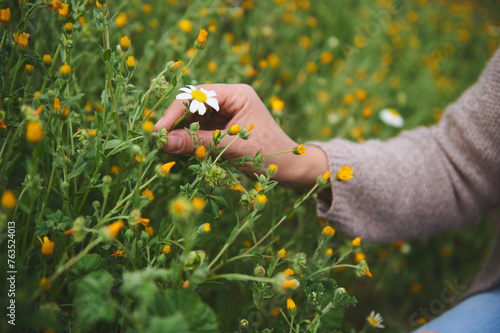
389, 108, 400, 116
191, 90, 207, 103
368, 317, 380, 326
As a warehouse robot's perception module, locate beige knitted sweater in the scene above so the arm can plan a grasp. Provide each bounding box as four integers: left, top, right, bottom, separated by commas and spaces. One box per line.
309, 48, 500, 298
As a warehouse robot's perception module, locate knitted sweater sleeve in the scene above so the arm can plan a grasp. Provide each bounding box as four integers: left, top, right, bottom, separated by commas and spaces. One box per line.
307, 48, 500, 242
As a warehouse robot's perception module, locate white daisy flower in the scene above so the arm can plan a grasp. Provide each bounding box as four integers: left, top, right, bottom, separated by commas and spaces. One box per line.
176, 85, 219, 116
379, 108, 404, 128
367, 311, 385, 328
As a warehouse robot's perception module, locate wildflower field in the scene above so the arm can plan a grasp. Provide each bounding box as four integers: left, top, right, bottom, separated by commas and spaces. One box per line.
1, 0, 499, 332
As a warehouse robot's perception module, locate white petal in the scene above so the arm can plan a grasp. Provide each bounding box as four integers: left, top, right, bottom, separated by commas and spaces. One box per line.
205, 90, 217, 98
176, 93, 192, 100
190, 100, 201, 113
179, 87, 192, 93
187, 85, 197, 91
200, 87, 208, 93
206, 98, 220, 111
197, 103, 207, 115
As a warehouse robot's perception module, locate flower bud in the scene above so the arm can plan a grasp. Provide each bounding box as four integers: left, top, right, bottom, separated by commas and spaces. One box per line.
254, 265, 266, 277
195, 29, 208, 49
267, 164, 278, 177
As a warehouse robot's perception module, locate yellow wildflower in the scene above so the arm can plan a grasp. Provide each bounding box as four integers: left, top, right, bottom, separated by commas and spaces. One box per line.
116, 12, 127, 27
293, 144, 306, 155
203, 223, 211, 233
37, 236, 55, 256
337, 166, 353, 181
352, 237, 361, 247
326, 248, 333, 256
283, 268, 295, 276
1, 190, 17, 209
270, 96, 284, 112
26, 121, 43, 143
13, 32, 29, 49
286, 298, 296, 310
162, 244, 171, 254
322, 170, 332, 181
58, 3, 69, 18
87, 129, 97, 137
110, 165, 119, 174
192, 197, 206, 211
322, 226, 335, 237
142, 189, 154, 202
60, 64, 71, 78
126, 56, 136, 70
111, 250, 124, 257
39, 277, 52, 291
120, 36, 131, 52
195, 145, 206, 159
43, 54, 52, 66
160, 161, 176, 175
144, 225, 153, 236
0, 119, 6, 130
195, 29, 208, 49
256, 194, 267, 205
283, 279, 299, 289
355, 252, 366, 263
228, 124, 240, 135
106, 220, 125, 239
0, 8, 11, 26
25, 64, 34, 73
143, 121, 154, 133
178, 19, 193, 33
142, 4, 152, 14
272, 308, 279, 317
277, 248, 286, 259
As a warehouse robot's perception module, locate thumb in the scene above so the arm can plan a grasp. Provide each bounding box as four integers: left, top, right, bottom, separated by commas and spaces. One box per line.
162, 128, 215, 154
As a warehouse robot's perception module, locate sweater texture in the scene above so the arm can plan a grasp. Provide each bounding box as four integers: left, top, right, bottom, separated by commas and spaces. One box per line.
308, 48, 500, 299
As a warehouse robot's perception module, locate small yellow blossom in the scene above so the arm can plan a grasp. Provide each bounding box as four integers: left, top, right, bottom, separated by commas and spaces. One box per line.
13, 32, 29, 49
106, 220, 125, 239
137, 216, 150, 227
26, 121, 43, 143
192, 197, 206, 211
160, 161, 176, 175
326, 248, 333, 256
283, 279, 299, 289
256, 194, 267, 205
228, 124, 240, 135
272, 308, 279, 317
270, 96, 285, 113
195, 29, 208, 49
182, 280, 190, 288
322, 170, 332, 181
196, 145, 206, 159
144, 225, 153, 236
356, 89, 367, 101
65, 22, 73, 34
39, 277, 52, 291
1, 190, 17, 209
320, 51, 333, 65
120, 36, 131, 51
126, 56, 136, 69
0, 8, 11, 26
58, 3, 69, 18
283, 268, 295, 276
162, 244, 171, 254
142, 4, 152, 14
178, 19, 193, 33
0, 120, 6, 130
116, 12, 127, 27
337, 166, 353, 181
110, 165, 119, 174
143, 121, 154, 133
111, 250, 124, 257
37, 236, 55, 256
208, 61, 217, 72
322, 226, 335, 237
213, 129, 220, 138
25, 64, 34, 73
355, 252, 366, 263
43, 54, 52, 66
365, 268, 373, 278
142, 189, 154, 202
277, 248, 286, 259
286, 298, 296, 310
203, 223, 211, 233
352, 237, 361, 247
293, 144, 306, 155
60, 64, 71, 78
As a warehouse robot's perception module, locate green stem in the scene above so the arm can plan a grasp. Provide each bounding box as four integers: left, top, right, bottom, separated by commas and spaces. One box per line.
308, 264, 359, 280
205, 273, 273, 284
0, 30, 6, 51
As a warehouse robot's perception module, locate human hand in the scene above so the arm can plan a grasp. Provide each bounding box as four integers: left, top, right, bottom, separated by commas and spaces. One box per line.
154, 84, 328, 190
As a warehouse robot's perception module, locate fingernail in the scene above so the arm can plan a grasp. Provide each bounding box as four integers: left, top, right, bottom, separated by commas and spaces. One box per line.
166, 135, 182, 152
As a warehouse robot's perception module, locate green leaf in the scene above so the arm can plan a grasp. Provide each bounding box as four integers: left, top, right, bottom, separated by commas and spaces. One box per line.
102, 48, 112, 62
74, 270, 116, 328
73, 253, 103, 276
147, 289, 219, 333
171, 75, 177, 87
68, 162, 87, 180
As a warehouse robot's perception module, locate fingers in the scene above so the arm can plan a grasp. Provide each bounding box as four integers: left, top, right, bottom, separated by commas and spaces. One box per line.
154, 83, 256, 132
162, 128, 217, 154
